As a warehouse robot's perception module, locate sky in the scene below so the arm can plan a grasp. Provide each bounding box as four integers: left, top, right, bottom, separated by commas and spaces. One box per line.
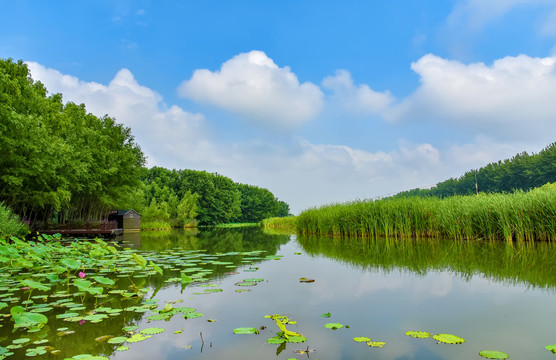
2, 0, 556, 214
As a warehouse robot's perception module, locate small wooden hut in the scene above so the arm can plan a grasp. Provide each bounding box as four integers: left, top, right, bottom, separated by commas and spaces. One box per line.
108, 210, 141, 232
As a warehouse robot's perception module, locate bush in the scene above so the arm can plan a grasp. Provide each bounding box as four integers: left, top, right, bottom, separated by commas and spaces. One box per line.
0, 202, 29, 239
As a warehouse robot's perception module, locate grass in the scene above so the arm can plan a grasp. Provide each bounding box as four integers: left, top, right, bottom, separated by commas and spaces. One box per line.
140, 220, 173, 231
296, 183, 556, 241
0, 202, 28, 238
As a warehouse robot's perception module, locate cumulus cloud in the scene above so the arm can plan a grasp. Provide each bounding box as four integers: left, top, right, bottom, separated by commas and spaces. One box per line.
385, 53, 556, 143
26, 62, 207, 166
322, 69, 394, 115
178, 50, 324, 130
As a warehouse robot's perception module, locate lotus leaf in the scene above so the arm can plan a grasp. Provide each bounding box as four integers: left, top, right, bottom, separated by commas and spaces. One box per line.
126, 334, 151, 343
353, 337, 371, 342
20, 279, 50, 291
405, 331, 430, 338
299, 278, 315, 283
91, 276, 115, 285
233, 327, 259, 334
479, 350, 509, 359
546, 344, 556, 353
59, 258, 80, 270
287, 336, 307, 343
432, 334, 465, 344
325, 323, 344, 330
321, 312, 331, 318
140, 327, 165, 335
132, 254, 147, 269
367, 341, 386, 348
116, 346, 130, 351
244, 278, 264, 282
267, 336, 286, 344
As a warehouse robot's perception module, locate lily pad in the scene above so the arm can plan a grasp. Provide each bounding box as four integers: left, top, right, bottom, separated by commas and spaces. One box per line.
546, 344, 556, 353
299, 277, 315, 283
479, 350, 509, 359
320, 312, 331, 318
367, 341, 386, 348
353, 337, 371, 342
324, 323, 344, 330
140, 327, 165, 335
432, 333, 465, 344
405, 331, 430, 338
107, 337, 127, 344
233, 327, 259, 335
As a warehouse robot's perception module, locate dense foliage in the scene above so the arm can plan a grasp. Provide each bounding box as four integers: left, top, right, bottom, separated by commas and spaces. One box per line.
0, 58, 145, 224
141, 167, 290, 226
396, 143, 556, 198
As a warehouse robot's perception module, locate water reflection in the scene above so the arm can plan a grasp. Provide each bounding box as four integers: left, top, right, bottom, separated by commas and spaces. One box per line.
122, 227, 290, 254
298, 235, 556, 290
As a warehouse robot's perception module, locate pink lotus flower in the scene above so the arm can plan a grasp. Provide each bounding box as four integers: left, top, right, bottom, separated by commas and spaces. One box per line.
78, 271, 86, 279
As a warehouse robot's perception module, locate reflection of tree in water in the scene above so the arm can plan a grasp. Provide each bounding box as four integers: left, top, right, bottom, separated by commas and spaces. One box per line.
132, 227, 290, 254
298, 235, 556, 290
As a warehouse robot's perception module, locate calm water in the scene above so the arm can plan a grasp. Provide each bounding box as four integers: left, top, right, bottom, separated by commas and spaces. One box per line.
3, 227, 556, 359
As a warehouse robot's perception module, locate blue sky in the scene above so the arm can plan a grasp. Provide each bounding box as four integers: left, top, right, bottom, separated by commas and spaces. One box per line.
2, 1, 556, 213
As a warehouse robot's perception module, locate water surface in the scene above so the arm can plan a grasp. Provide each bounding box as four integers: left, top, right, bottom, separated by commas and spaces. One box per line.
2, 228, 556, 359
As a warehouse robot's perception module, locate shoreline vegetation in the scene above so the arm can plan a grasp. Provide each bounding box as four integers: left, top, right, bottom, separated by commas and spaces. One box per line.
267, 183, 556, 242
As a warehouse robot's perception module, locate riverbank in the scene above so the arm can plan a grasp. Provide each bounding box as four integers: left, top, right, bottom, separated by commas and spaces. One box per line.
295, 183, 556, 241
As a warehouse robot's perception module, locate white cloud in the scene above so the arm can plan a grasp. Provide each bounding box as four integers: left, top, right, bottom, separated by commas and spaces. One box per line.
25, 62, 207, 166
448, 0, 556, 31
385, 53, 556, 143
178, 50, 324, 130
322, 69, 394, 115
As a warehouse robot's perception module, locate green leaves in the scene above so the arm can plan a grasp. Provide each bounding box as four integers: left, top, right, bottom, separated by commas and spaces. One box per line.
432, 334, 466, 344
479, 350, 509, 359
405, 331, 430, 338
20, 279, 50, 291
325, 323, 344, 330
233, 327, 259, 335
132, 253, 147, 269
10, 306, 48, 330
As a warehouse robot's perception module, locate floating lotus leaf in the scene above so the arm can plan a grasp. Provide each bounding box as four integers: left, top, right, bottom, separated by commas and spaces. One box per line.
107, 337, 127, 344
287, 336, 307, 343
126, 334, 151, 343
235, 281, 257, 287
244, 278, 263, 282
325, 323, 344, 330
146, 314, 172, 321
204, 289, 223, 293
123, 325, 139, 331
353, 337, 371, 342
267, 335, 286, 344
432, 334, 465, 344
479, 350, 509, 359
547, 344, 556, 353
321, 312, 331, 318
116, 346, 130, 351
235, 289, 251, 293
233, 327, 259, 334
162, 303, 174, 313
183, 312, 204, 319
91, 276, 115, 285
367, 341, 386, 348
405, 331, 430, 338
12, 338, 30, 344
299, 278, 315, 283
140, 327, 165, 335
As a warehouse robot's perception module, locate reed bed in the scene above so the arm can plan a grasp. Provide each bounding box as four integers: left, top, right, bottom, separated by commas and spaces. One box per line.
296, 183, 556, 241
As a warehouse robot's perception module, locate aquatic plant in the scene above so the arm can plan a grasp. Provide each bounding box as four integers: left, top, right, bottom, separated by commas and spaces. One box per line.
296, 183, 556, 241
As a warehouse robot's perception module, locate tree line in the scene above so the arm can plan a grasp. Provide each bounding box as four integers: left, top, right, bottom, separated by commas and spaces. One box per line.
141, 167, 290, 226
395, 142, 556, 198
0, 58, 290, 230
